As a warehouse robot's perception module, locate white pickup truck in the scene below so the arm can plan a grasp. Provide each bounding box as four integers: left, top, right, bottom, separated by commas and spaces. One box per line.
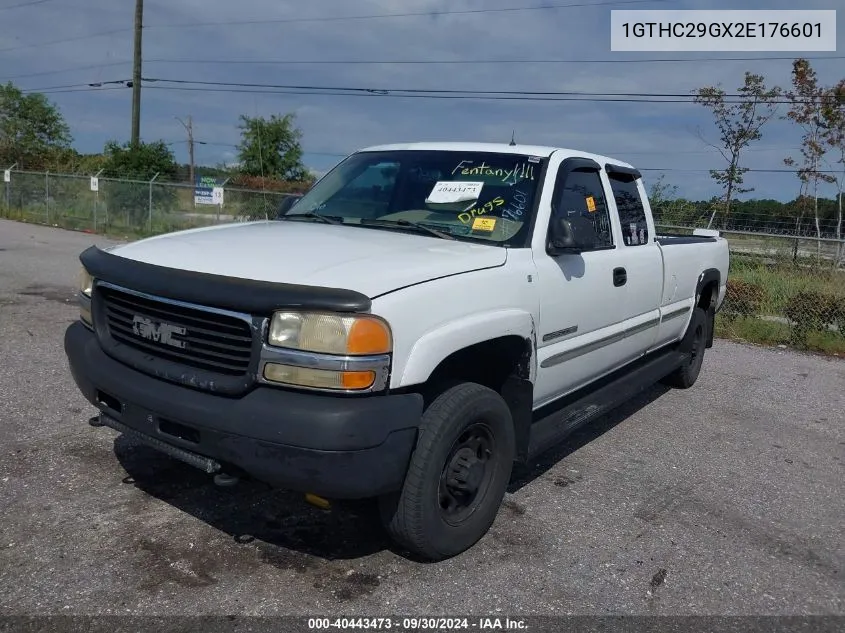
65, 142, 729, 561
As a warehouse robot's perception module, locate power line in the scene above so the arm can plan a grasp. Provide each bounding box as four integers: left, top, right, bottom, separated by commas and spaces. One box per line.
7, 54, 842, 84
0, 28, 129, 54
139, 84, 804, 104
0, 60, 131, 81
139, 77, 807, 102
0, 1, 660, 55
146, 0, 661, 29
7, 52, 843, 84
0, 0, 54, 11
22, 80, 127, 92
30, 86, 127, 95
19, 79, 819, 106
143, 54, 845, 67
139, 84, 781, 103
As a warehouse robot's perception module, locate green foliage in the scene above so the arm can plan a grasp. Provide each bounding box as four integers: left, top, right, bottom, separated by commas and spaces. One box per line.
0, 81, 72, 169
102, 139, 178, 180
783, 290, 843, 346
101, 140, 179, 224
722, 279, 765, 320
236, 113, 309, 181
693, 72, 782, 224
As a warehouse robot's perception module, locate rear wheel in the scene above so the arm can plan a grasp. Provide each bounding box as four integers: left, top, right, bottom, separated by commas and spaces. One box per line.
662, 306, 707, 389
379, 382, 515, 561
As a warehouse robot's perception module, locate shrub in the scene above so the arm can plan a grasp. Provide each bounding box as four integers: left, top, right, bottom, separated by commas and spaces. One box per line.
783, 290, 842, 346
722, 279, 765, 320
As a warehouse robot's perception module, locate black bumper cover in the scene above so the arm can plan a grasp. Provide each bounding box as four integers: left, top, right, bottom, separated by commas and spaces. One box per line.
64, 321, 422, 499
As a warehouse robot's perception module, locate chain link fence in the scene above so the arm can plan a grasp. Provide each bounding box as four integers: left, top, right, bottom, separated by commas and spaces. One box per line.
654, 226, 845, 355
2, 169, 843, 354
1, 169, 296, 236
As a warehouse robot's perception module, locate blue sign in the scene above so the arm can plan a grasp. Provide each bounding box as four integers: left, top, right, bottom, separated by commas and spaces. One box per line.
194, 176, 224, 205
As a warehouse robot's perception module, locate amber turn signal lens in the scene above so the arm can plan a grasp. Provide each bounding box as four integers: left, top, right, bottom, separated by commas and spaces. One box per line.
346, 317, 392, 355
263, 363, 376, 391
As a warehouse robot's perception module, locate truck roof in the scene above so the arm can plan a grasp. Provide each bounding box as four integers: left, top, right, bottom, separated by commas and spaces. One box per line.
356, 141, 636, 170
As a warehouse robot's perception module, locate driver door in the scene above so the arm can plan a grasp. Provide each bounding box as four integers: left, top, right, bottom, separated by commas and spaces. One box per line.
532, 160, 632, 408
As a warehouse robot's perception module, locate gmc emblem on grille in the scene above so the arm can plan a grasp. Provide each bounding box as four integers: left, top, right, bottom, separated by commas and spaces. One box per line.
132, 315, 187, 349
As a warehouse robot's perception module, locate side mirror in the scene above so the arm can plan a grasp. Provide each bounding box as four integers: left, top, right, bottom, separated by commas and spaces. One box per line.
548, 215, 597, 255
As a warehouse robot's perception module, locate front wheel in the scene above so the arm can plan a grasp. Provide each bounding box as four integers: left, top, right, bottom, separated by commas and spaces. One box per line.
661, 306, 708, 389
379, 382, 515, 561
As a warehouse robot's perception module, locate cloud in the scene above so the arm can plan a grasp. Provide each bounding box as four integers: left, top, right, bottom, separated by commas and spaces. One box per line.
1, 0, 842, 200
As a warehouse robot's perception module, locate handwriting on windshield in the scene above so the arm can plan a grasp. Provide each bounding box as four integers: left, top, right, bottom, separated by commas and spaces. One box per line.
452, 161, 536, 184
502, 190, 529, 222
458, 196, 505, 224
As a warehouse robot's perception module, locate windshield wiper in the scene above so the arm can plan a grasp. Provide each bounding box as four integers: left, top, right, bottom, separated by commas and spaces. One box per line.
358, 218, 456, 240
278, 211, 344, 225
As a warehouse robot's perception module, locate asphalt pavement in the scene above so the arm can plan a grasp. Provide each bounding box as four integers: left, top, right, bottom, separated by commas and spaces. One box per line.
0, 218, 842, 617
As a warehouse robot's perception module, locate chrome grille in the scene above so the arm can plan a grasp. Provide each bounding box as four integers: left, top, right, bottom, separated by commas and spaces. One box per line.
99, 285, 253, 375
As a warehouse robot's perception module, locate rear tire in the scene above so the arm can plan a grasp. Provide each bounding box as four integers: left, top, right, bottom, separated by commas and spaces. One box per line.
379, 382, 515, 561
662, 306, 707, 389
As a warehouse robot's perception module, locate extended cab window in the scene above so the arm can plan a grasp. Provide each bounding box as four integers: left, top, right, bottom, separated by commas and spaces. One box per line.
553, 168, 613, 248
285, 150, 546, 246
608, 173, 649, 246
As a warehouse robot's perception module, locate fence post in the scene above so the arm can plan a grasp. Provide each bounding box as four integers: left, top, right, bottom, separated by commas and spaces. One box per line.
92, 168, 104, 232
219, 176, 230, 223
45, 170, 49, 224
148, 172, 159, 233
3, 163, 16, 209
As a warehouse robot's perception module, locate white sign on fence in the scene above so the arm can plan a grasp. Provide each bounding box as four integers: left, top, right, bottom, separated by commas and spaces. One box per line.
211, 186, 224, 206
90, 177, 99, 192
3, 170, 9, 183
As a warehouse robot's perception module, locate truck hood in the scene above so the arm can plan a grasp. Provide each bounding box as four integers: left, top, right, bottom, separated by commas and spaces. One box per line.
108, 220, 507, 298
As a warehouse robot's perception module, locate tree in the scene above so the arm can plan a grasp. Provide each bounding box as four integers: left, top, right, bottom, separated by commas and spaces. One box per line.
102, 139, 178, 180
235, 113, 309, 181
821, 79, 845, 265
693, 72, 782, 228
0, 82, 72, 169
101, 140, 179, 226
646, 174, 696, 226
783, 59, 836, 254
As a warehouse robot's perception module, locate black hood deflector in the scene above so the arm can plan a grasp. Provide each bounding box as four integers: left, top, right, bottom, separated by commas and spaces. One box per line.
80, 245, 372, 314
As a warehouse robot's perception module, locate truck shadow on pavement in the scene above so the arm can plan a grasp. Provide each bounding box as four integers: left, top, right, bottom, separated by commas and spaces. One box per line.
508, 383, 671, 493
111, 383, 670, 563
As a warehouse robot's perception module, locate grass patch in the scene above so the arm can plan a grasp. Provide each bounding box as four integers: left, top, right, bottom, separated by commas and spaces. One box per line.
716, 315, 845, 356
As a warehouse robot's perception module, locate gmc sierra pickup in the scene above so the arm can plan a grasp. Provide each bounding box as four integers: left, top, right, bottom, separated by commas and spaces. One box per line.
65, 142, 729, 561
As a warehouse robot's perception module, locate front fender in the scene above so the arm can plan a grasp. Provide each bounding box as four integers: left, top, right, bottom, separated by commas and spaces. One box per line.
398, 309, 537, 387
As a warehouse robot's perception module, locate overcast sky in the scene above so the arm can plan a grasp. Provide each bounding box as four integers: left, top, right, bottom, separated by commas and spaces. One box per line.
1, 0, 842, 200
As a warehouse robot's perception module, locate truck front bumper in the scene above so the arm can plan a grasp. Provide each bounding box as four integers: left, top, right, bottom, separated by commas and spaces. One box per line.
64, 321, 422, 499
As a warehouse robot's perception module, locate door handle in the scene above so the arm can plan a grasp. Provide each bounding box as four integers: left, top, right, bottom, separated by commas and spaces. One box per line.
613, 267, 627, 287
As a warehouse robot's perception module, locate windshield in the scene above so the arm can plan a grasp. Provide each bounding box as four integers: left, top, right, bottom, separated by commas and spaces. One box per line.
283, 150, 546, 246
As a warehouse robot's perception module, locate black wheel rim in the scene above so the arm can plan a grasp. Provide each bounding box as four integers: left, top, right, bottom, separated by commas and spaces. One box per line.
689, 324, 704, 369
438, 422, 496, 526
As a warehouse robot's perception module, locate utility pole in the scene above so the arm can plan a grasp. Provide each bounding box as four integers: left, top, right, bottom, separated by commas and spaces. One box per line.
131, 0, 144, 147
176, 115, 195, 185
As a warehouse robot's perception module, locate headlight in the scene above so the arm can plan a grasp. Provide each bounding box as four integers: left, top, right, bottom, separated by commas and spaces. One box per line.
268, 311, 392, 355
78, 267, 93, 297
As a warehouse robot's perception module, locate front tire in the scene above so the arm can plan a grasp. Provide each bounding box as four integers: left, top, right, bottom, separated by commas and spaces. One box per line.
662, 306, 708, 389
379, 382, 515, 561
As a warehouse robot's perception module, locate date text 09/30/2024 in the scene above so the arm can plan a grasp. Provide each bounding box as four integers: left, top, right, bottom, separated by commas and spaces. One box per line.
307, 617, 528, 630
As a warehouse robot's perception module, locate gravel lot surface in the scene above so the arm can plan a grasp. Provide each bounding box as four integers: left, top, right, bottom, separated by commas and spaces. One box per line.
0, 219, 842, 617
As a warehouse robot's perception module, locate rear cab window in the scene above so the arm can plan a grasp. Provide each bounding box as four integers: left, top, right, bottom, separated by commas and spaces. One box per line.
607, 171, 649, 246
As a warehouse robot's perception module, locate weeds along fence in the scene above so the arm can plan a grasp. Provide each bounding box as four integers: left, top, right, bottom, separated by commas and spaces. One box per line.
0, 169, 294, 236
656, 226, 845, 355
2, 170, 843, 354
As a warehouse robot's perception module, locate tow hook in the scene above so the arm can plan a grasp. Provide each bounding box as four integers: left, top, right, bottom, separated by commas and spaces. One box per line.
305, 493, 331, 511
213, 473, 240, 487
89, 414, 104, 427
